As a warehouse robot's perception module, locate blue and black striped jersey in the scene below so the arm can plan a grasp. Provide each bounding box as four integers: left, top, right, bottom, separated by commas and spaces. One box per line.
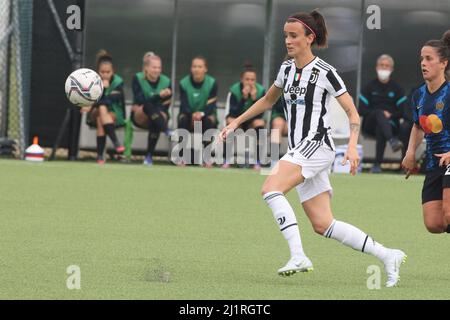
411, 81, 450, 171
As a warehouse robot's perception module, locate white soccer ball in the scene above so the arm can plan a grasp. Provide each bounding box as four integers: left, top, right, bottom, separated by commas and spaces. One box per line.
65, 68, 104, 107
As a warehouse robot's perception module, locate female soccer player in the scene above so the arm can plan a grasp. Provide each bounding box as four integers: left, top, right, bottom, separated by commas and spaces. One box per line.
178, 56, 218, 132
131, 52, 172, 165
223, 63, 266, 170
178, 56, 218, 167
402, 30, 450, 234
84, 50, 125, 164
220, 10, 406, 287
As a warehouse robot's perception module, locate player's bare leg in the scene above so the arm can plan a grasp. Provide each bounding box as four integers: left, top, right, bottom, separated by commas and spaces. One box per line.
423, 200, 446, 233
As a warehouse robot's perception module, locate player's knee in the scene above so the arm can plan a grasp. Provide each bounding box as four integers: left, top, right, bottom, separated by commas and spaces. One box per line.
313, 222, 329, 235
253, 119, 265, 128
98, 105, 108, 114
261, 184, 270, 196
226, 116, 235, 125
271, 118, 283, 129
261, 182, 277, 196
424, 222, 445, 234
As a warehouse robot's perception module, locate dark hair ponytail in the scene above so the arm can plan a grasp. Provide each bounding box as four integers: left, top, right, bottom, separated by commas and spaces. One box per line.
287, 9, 328, 48
442, 30, 450, 49
424, 30, 450, 74
442, 30, 450, 80
96, 49, 113, 70
310, 10, 328, 48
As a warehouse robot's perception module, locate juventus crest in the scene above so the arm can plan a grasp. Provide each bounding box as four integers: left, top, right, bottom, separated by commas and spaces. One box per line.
309, 68, 320, 85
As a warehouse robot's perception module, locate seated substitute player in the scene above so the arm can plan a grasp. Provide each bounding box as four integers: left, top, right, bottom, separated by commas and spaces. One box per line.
177, 56, 218, 167
82, 50, 125, 164
221, 10, 406, 287
223, 63, 266, 170
358, 54, 409, 173
270, 96, 288, 165
403, 30, 450, 234
131, 52, 172, 166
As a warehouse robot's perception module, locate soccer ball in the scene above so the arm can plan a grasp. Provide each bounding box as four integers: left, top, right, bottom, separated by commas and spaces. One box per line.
65, 68, 104, 107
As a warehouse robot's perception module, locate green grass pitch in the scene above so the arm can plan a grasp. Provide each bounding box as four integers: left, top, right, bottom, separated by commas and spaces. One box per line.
0, 159, 448, 299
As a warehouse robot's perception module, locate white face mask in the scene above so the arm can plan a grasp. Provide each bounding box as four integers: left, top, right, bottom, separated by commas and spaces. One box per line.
377, 69, 391, 81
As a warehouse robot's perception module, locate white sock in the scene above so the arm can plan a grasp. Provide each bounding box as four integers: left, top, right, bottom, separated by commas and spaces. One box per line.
263, 191, 306, 259
323, 219, 389, 261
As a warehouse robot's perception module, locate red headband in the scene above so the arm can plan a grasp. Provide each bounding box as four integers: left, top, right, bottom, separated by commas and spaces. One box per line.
287, 17, 316, 39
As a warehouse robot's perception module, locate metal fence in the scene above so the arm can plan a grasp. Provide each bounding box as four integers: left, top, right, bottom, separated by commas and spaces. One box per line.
0, 0, 32, 158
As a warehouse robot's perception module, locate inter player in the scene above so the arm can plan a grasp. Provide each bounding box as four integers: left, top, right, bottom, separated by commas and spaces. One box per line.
220, 10, 406, 287
178, 56, 218, 167
131, 52, 172, 166
402, 30, 450, 233
83, 50, 125, 164
223, 63, 266, 170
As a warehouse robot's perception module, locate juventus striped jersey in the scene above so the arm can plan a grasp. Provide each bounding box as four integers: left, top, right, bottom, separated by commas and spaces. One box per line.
274, 56, 347, 152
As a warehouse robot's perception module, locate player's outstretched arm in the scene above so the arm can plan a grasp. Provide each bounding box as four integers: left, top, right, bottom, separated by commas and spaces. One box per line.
220, 85, 282, 140
336, 92, 360, 176
402, 124, 424, 178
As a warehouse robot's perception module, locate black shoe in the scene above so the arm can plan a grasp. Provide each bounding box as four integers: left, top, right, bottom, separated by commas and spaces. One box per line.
389, 138, 403, 153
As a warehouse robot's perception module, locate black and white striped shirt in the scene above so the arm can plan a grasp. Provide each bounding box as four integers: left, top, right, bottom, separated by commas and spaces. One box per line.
274, 57, 347, 153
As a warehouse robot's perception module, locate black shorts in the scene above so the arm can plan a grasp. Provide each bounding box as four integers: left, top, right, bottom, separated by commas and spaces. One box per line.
226, 114, 265, 131
131, 110, 169, 130
422, 166, 450, 204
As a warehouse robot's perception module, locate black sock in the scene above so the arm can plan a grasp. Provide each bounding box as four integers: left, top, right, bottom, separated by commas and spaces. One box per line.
147, 131, 160, 156
446, 225, 450, 233
255, 126, 265, 164
152, 113, 167, 133
103, 123, 120, 148
177, 114, 191, 161
223, 141, 228, 164
178, 113, 191, 131
201, 116, 216, 133
97, 136, 106, 159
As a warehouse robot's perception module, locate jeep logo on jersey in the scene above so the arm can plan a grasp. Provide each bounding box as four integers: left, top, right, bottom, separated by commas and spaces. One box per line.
309, 69, 319, 84
284, 84, 307, 95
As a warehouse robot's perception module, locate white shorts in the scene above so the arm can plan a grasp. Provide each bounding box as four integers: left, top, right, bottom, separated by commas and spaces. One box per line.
280, 142, 335, 203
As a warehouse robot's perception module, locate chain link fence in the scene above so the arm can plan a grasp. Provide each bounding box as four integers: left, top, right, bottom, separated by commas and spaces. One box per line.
0, 0, 32, 158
